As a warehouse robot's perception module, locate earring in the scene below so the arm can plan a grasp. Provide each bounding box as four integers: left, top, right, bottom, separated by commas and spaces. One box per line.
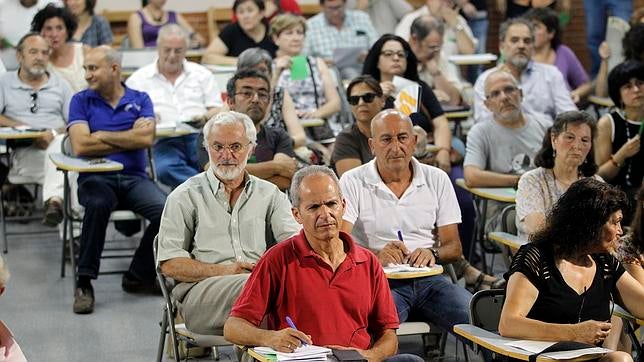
552, 148, 556, 158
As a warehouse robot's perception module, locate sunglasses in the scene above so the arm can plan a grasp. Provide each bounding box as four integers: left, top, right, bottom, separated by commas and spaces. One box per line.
30, 92, 38, 114
347, 93, 378, 106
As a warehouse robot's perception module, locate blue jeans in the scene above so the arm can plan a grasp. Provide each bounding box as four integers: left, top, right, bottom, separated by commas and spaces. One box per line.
449, 165, 475, 259
389, 275, 471, 336
386, 354, 425, 362
466, 15, 489, 84
77, 174, 167, 282
154, 134, 201, 188
584, 0, 632, 76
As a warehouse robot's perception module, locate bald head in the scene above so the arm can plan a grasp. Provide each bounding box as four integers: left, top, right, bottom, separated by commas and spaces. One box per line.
483, 71, 518, 96
370, 109, 414, 136
84, 45, 122, 93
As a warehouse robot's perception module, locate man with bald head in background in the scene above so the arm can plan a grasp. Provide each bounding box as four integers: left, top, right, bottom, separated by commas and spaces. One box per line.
67, 45, 167, 314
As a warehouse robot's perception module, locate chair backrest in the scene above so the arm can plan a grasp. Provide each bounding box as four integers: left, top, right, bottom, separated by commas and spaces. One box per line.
499, 204, 517, 235
469, 289, 506, 332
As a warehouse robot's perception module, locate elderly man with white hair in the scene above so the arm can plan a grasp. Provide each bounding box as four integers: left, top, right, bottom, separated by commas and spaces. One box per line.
156, 111, 300, 335
126, 23, 223, 189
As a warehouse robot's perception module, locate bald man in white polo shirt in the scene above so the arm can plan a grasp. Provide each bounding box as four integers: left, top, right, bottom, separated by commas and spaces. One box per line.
340, 109, 471, 340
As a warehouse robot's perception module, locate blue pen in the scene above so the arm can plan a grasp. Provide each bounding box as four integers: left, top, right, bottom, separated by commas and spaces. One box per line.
285, 316, 308, 346
397, 230, 404, 242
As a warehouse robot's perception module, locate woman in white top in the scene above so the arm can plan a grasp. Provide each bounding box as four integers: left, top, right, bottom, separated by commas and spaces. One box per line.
31, 4, 88, 92
516, 111, 600, 238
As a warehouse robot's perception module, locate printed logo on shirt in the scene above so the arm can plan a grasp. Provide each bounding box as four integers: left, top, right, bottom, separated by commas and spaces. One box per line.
124, 103, 142, 113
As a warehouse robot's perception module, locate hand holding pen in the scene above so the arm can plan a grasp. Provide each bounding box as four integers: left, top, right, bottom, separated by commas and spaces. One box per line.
268, 316, 312, 353
377, 231, 410, 266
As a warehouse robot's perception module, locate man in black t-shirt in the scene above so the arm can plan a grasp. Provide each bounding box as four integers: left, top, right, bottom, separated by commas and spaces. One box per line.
198, 69, 296, 190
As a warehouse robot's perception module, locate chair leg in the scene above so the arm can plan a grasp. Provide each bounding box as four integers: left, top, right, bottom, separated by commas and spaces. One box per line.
1, 188, 7, 254
156, 307, 168, 362
440, 331, 448, 358
61, 212, 68, 277
212, 346, 219, 361
462, 341, 470, 362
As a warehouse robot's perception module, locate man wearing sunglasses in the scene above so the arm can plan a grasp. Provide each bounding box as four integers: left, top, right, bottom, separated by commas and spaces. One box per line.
0, 32, 72, 226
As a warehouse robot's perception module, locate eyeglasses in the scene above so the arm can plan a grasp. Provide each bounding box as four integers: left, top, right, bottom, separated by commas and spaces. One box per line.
209, 142, 252, 154
620, 79, 644, 92
380, 50, 408, 59
347, 92, 378, 106
486, 85, 519, 100
233, 89, 271, 103
30, 92, 38, 113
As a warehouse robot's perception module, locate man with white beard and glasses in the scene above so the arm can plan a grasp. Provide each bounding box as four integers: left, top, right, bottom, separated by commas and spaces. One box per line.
156, 111, 300, 335
473, 17, 576, 124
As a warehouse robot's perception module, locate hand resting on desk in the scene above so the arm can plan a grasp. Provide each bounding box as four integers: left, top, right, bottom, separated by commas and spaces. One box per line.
377, 241, 436, 268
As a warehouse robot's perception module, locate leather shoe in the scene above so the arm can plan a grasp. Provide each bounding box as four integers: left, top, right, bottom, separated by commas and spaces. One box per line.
43, 198, 63, 227
73, 285, 94, 314
122, 273, 161, 295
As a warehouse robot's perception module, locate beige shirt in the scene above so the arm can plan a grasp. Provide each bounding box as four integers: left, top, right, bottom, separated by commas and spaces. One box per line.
157, 171, 300, 265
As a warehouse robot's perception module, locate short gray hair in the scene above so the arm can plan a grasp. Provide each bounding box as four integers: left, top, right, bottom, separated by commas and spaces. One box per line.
498, 17, 534, 42
202, 111, 257, 149
0, 255, 9, 288
95, 45, 122, 67
290, 166, 342, 208
410, 15, 445, 40
157, 23, 189, 46
237, 48, 273, 76
483, 70, 520, 96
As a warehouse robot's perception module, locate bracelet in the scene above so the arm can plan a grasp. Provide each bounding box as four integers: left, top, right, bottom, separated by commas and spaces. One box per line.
430, 248, 440, 264
436, 147, 450, 154
609, 155, 623, 168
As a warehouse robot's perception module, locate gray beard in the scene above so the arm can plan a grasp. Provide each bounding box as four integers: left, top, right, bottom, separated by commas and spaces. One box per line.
212, 160, 247, 181
507, 55, 529, 70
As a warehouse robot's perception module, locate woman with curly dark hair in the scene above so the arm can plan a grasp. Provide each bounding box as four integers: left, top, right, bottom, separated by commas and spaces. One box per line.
500, 178, 644, 359
516, 110, 599, 237
617, 185, 644, 286
31, 4, 87, 91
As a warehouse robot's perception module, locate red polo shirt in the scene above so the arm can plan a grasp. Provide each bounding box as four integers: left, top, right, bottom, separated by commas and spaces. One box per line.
230, 230, 399, 349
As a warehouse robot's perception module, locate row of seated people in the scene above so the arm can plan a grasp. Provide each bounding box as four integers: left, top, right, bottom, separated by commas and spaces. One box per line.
0, 15, 644, 362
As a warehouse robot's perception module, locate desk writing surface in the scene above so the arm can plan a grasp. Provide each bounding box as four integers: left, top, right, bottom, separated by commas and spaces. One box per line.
155, 124, 198, 138
588, 95, 615, 108
0, 127, 47, 139
49, 153, 124, 173
385, 264, 444, 279
455, 179, 516, 203
445, 110, 473, 119
488, 232, 527, 250
613, 304, 644, 326
448, 54, 498, 65
453, 324, 607, 361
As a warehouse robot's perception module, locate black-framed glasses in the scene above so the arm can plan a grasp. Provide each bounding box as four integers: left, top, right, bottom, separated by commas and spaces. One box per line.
380, 50, 408, 59
30, 92, 38, 114
347, 93, 378, 106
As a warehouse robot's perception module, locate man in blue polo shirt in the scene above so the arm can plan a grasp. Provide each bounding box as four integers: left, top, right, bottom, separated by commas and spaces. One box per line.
67, 46, 167, 314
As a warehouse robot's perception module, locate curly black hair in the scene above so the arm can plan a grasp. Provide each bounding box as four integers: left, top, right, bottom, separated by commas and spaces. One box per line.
531, 178, 629, 258
362, 34, 420, 82
523, 7, 561, 50
534, 110, 598, 177
31, 4, 77, 42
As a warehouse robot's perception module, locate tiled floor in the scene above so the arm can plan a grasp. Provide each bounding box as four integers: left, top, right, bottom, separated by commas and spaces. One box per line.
0, 218, 492, 361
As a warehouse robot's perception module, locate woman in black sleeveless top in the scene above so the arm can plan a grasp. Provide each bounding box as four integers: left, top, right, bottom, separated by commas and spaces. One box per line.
596, 61, 644, 222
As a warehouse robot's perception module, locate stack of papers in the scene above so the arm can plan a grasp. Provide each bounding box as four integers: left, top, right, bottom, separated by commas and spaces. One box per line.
383, 264, 441, 274
506, 340, 611, 360
254, 345, 331, 361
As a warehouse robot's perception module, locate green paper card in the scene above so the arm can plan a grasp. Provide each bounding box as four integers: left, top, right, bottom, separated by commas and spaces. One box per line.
290, 55, 309, 81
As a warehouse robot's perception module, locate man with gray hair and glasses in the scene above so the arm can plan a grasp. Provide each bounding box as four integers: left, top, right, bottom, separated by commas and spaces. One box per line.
68, 45, 167, 314
0, 32, 72, 226
126, 24, 224, 189
157, 111, 300, 335
473, 17, 576, 124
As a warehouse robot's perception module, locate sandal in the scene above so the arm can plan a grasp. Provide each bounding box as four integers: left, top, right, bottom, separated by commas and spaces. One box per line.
465, 272, 506, 293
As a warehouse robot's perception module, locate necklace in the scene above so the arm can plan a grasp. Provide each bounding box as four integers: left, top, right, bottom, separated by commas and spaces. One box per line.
551, 168, 580, 199
618, 110, 642, 186
146, 8, 163, 23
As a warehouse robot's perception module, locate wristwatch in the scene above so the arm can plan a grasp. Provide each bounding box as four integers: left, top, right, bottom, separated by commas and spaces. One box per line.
454, 23, 465, 32
50, 128, 59, 137
430, 248, 440, 264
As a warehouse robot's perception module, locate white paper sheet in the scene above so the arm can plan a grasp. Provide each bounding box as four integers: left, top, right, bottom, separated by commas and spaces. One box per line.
254, 345, 331, 361
383, 264, 442, 274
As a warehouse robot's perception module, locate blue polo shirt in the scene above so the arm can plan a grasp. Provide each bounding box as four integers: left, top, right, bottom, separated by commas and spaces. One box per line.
68, 85, 154, 179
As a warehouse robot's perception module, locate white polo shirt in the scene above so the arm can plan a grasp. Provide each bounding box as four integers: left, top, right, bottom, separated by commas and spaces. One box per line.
125, 60, 223, 128
340, 157, 461, 252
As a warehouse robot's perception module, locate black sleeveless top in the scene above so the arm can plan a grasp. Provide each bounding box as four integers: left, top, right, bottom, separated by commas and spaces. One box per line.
504, 242, 625, 324
609, 111, 643, 190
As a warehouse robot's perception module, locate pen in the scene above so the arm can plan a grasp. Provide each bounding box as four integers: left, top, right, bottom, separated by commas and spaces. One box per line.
397, 230, 404, 242
285, 316, 307, 346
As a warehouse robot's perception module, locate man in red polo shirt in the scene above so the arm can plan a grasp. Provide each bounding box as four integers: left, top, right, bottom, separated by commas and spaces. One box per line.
223, 165, 408, 360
